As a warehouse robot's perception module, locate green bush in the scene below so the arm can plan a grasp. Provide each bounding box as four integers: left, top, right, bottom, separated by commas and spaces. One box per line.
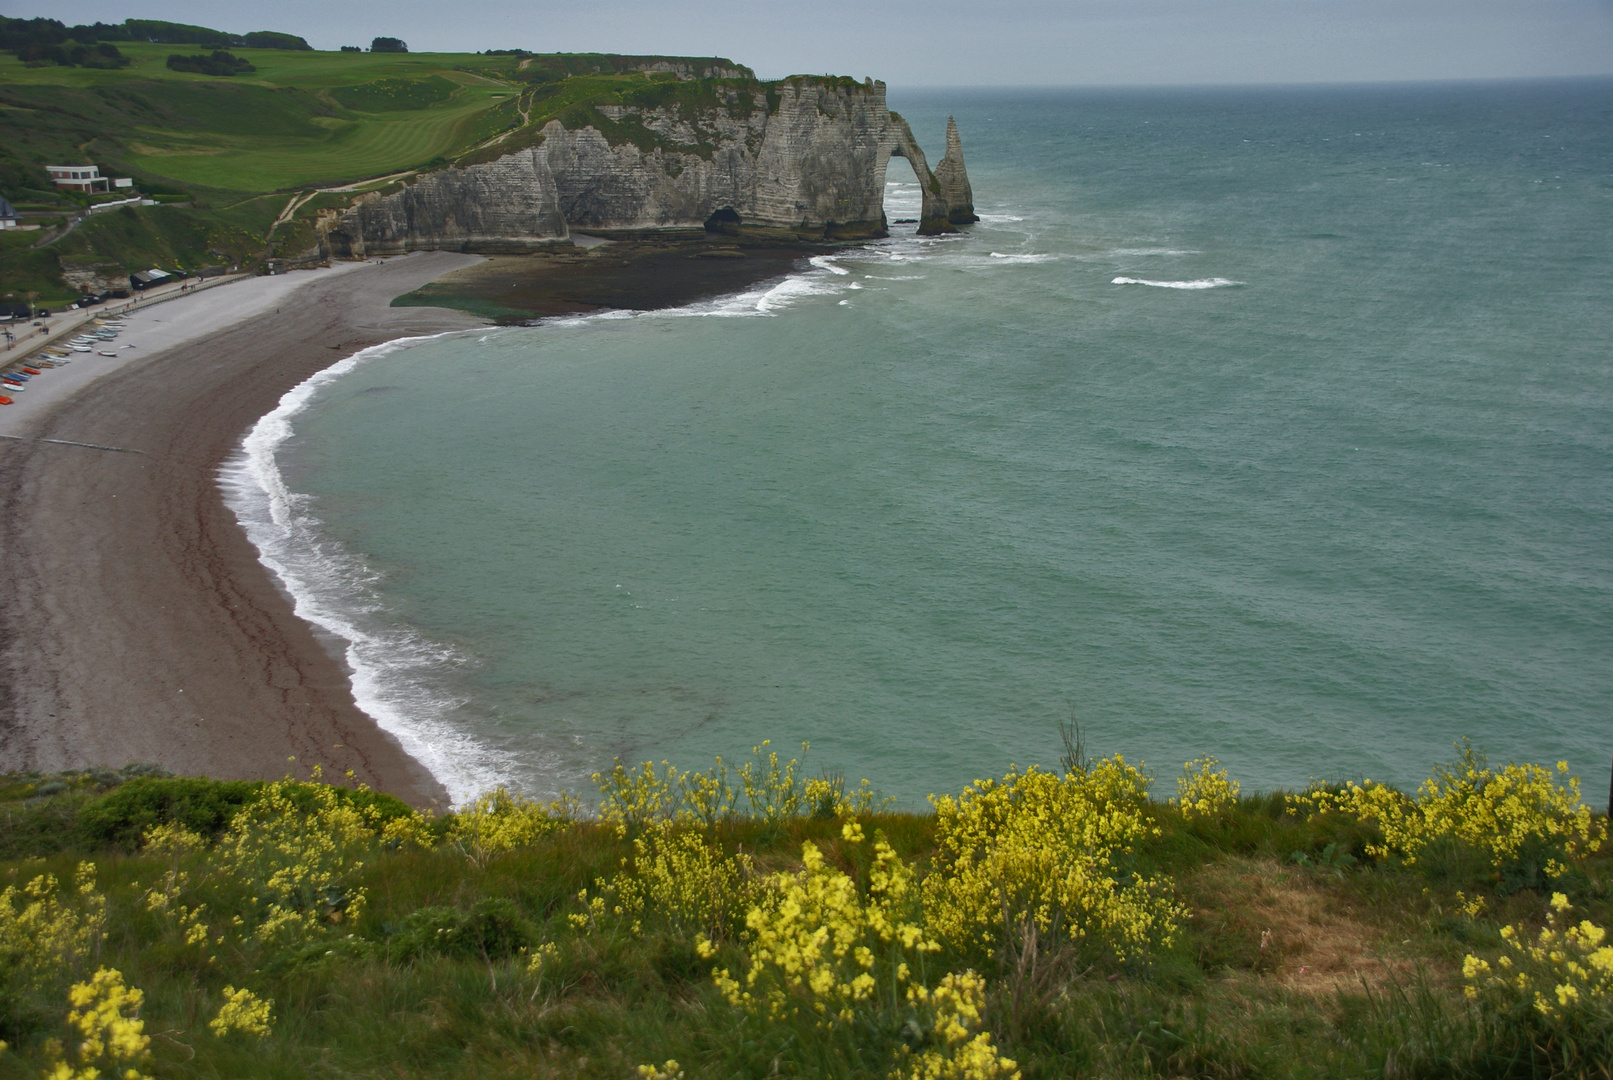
74, 776, 260, 849
73, 775, 415, 851
386, 898, 534, 962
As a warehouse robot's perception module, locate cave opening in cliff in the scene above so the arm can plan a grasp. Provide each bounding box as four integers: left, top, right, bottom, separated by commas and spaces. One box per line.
704, 207, 741, 235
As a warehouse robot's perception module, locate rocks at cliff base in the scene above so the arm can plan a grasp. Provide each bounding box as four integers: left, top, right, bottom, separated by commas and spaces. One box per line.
320, 76, 978, 257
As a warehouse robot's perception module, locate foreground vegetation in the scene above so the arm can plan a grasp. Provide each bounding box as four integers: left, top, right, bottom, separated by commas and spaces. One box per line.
0, 739, 1609, 1079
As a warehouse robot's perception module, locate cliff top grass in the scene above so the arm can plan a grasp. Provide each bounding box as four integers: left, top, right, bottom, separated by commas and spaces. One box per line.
0, 34, 866, 298
0, 741, 1608, 1079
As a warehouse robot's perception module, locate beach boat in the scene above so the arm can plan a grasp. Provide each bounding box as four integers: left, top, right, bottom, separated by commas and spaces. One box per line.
22, 367, 41, 375
0, 395, 12, 405
97, 351, 118, 357
70, 346, 91, 353
2, 382, 25, 392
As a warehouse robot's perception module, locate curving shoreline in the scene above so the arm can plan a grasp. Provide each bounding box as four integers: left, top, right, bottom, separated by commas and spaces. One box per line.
0, 253, 490, 806
0, 246, 822, 806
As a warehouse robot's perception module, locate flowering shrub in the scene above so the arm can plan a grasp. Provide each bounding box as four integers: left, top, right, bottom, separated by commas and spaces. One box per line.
0, 863, 106, 990
708, 825, 1017, 1078
595, 759, 685, 834
681, 757, 741, 828
209, 985, 273, 1039
525, 941, 561, 978
600, 822, 758, 940
1462, 894, 1613, 1073
896, 971, 1020, 1080
595, 742, 883, 834
737, 741, 809, 827
41, 967, 151, 1080
1464, 894, 1613, 1017
707, 824, 939, 1025
923, 759, 1183, 963
1171, 757, 1240, 820
213, 776, 380, 946
446, 787, 570, 865
1299, 744, 1606, 877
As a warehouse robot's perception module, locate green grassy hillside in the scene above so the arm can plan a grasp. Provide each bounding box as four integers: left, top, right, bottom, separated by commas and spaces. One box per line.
0, 34, 759, 302
0, 44, 523, 198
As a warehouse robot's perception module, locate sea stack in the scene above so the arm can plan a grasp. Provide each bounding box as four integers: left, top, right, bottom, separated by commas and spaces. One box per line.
934, 116, 979, 224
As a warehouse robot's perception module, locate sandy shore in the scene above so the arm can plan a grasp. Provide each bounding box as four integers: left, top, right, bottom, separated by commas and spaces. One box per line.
0, 253, 488, 806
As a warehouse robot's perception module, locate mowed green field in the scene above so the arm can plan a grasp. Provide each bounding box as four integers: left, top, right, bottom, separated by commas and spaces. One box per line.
0, 43, 524, 192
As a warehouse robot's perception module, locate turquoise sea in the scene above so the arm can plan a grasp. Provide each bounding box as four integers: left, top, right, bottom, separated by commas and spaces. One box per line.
227, 81, 1613, 807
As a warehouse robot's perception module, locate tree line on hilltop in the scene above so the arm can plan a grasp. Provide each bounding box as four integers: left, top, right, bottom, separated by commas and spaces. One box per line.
0, 15, 310, 68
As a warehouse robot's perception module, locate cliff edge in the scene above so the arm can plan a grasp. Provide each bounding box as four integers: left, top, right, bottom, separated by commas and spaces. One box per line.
321, 76, 976, 257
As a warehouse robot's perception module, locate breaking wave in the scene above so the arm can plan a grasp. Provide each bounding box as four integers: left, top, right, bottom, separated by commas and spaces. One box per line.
1112, 277, 1244, 289
220, 335, 523, 806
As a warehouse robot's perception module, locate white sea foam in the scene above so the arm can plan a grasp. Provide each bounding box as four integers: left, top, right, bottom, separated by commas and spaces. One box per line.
553, 255, 853, 322
1112, 276, 1243, 289
220, 334, 522, 806
988, 252, 1059, 263
1108, 248, 1201, 257
218, 251, 868, 801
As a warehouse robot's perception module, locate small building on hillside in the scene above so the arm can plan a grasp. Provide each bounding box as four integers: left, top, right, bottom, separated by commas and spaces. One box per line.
130, 268, 171, 290
0, 197, 17, 229
47, 165, 111, 193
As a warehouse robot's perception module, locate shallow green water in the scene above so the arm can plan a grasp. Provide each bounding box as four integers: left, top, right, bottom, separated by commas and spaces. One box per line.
230, 82, 1613, 805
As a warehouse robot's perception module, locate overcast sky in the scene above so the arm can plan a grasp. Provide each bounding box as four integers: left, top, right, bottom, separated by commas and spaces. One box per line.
20, 0, 1613, 86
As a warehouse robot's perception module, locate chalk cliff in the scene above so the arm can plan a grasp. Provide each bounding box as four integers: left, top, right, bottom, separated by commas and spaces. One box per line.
321, 76, 975, 257
934, 116, 978, 224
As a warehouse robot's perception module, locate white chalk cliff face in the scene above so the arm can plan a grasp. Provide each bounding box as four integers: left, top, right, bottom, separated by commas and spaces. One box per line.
322, 77, 976, 257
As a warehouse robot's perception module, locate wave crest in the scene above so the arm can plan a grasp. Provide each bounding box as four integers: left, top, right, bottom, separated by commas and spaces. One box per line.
1112, 276, 1243, 289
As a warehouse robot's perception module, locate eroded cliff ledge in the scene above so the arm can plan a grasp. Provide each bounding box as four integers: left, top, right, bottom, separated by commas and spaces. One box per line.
321, 76, 976, 258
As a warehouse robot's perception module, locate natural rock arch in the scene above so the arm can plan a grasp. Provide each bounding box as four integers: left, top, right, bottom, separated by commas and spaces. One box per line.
884, 113, 976, 234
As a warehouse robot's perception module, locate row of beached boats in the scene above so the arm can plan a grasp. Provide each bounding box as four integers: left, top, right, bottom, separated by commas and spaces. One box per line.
0, 316, 128, 405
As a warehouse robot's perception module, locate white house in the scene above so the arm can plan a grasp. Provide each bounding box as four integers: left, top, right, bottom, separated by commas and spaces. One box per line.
47, 165, 111, 193
0, 197, 17, 229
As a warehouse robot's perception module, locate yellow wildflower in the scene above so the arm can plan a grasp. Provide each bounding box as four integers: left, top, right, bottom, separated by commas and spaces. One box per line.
597, 822, 758, 940
0, 863, 106, 990
41, 968, 151, 1080
446, 787, 569, 865
924, 759, 1183, 962
1298, 743, 1606, 872
1465, 896, 1612, 1023
209, 985, 273, 1039
1170, 757, 1240, 820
